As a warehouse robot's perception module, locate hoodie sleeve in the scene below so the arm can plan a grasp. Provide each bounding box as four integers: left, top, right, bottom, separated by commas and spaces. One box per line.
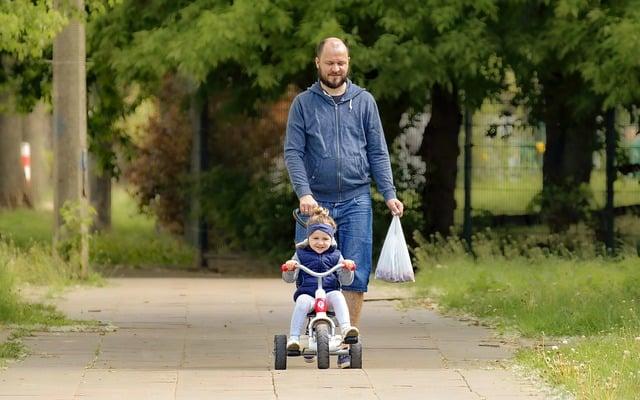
284, 95, 313, 199
362, 92, 397, 202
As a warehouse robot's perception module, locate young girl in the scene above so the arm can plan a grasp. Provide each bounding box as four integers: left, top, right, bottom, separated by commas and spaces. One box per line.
282, 207, 360, 355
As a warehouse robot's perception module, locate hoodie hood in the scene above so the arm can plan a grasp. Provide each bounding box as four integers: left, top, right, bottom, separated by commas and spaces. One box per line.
308, 79, 365, 105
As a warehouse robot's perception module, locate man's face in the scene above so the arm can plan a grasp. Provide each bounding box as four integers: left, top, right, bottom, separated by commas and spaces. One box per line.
315, 42, 349, 89
308, 230, 332, 253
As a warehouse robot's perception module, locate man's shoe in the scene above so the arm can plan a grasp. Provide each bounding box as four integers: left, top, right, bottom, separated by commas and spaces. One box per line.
303, 355, 315, 363
286, 337, 300, 352
337, 354, 351, 369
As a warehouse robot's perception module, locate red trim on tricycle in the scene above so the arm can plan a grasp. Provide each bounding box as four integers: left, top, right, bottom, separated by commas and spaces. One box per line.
314, 298, 327, 313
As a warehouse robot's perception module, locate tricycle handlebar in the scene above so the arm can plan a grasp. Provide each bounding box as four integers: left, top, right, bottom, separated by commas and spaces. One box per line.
297, 263, 344, 277
280, 263, 346, 277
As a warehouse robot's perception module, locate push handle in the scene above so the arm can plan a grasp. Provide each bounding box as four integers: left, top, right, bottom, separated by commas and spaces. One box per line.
292, 208, 307, 228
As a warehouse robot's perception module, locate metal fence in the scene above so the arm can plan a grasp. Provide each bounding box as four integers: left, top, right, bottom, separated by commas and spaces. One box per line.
450, 102, 640, 247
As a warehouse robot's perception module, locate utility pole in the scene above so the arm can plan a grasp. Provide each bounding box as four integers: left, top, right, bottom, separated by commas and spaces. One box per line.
52, 0, 89, 278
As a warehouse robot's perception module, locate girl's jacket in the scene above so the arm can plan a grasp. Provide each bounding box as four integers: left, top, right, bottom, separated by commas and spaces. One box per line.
282, 239, 353, 301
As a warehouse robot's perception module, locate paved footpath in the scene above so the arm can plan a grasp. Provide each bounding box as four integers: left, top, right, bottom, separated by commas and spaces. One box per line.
0, 274, 556, 399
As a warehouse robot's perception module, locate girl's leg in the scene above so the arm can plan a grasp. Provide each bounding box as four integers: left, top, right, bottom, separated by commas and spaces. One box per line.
327, 291, 351, 327
289, 294, 314, 337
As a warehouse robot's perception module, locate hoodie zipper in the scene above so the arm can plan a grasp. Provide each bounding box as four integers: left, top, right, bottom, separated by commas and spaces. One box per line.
334, 99, 341, 201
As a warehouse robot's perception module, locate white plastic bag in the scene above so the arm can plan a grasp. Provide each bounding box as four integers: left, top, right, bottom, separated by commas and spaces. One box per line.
375, 216, 414, 282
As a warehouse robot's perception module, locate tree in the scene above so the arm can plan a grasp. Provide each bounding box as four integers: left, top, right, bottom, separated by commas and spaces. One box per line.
0, 1, 66, 61
22, 102, 51, 208
500, 0, 640, 231
352, 1, 504, 236
0, 98, 26, 208
88, 0, 509, 247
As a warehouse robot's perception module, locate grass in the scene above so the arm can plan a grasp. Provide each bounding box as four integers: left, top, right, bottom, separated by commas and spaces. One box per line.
91, 188, 194, 268
0, 245, 85, 325
0, 185, 194, 269
0, 335, 27, 367
412, 233, 640, 399
0, 208, 52, 247
517, 332, 640, 400
414, 256, 640, 336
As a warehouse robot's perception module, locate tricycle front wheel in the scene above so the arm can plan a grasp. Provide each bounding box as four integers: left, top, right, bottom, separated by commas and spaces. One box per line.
315, 324, 330, 369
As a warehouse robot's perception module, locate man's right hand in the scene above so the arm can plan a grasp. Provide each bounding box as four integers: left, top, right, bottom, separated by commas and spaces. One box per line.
299, 194, 318, 215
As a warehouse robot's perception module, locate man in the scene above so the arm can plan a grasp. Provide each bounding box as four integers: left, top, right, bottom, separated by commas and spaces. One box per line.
284, 37, 404, 367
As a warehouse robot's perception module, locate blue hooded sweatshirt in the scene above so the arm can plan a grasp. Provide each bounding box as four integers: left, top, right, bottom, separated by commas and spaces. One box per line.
284, 80, 396, 202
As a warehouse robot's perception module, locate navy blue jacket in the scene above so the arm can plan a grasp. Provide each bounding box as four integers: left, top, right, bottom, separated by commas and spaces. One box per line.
293, 246, 342, 302
284, 80, 396, 202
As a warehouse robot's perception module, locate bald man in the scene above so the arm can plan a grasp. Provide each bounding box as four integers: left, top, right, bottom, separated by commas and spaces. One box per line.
284, 37, 404, 368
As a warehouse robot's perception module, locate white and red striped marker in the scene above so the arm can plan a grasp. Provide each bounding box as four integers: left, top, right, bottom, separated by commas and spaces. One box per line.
21, 142, 31, 183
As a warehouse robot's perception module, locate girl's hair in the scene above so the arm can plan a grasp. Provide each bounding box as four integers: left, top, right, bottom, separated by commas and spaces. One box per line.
308, 206, 337, 229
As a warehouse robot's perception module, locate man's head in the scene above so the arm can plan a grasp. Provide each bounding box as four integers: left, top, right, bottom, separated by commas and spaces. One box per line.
315, 37, 349, 90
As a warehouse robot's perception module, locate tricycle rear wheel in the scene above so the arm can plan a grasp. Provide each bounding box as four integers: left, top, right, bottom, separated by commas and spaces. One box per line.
349, 342, 362, 369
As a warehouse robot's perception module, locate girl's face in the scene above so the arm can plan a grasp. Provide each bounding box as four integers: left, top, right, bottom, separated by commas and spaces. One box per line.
308, 230, 332, 253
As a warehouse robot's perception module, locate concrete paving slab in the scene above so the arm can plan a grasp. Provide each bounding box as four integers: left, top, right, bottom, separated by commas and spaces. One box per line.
0, 276, 561, 399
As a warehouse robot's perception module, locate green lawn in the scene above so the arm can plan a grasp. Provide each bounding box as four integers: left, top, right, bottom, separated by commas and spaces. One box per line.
412, 235, 640, 400
453, 170, 640, 221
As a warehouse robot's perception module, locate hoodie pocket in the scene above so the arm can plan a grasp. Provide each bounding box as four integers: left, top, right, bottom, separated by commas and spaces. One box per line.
309, 158, 338, 193
341, 156, 370, 189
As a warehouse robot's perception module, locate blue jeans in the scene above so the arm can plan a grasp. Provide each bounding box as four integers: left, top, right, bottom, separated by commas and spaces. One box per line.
295, 194, 373, 292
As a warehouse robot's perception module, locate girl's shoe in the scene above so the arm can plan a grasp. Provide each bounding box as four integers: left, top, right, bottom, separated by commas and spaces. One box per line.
286, 337, 300, 352
303, 355, 315, 363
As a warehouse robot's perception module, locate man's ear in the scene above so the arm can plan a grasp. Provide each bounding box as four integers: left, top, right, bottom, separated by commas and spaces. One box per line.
315, 57, 320, 69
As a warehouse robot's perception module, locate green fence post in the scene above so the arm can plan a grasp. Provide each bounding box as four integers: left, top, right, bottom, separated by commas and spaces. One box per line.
605, 108, 616, 255
463, 107, 473, 251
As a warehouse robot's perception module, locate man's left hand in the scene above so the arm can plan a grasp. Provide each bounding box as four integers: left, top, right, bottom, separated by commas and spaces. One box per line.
385, 198, 404, 217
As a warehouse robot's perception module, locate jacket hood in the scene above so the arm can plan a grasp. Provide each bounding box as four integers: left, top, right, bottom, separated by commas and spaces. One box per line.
308, 79, 365, 105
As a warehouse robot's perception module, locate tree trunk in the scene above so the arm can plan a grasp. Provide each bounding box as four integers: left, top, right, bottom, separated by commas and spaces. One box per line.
419, 84, 463, 236
0, 108, 26, 208
540, 71, 600, 231
22, 102, 51, 208
542, 72, 598, 189
89, 153, 111, 232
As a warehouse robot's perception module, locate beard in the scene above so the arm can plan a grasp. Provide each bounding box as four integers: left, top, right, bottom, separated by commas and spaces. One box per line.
318, 71, 347, 89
